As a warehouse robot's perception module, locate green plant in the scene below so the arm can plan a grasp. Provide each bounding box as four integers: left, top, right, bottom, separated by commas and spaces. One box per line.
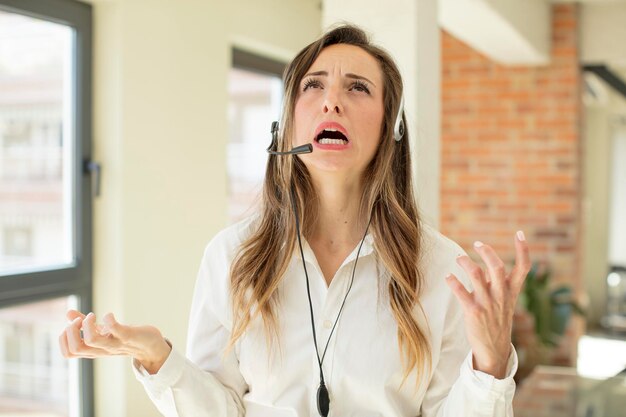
518, 262, 586, 347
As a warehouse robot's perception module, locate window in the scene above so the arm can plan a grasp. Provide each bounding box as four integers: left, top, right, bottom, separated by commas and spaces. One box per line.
3, 226, 33, 258
0, 296, 77, 416
0, 0, 93, 416
228, 48, 285, 222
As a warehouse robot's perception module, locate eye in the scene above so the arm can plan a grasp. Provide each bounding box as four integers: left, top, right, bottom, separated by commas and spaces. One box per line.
350, 80, 371, 94
302, 78, 322, 91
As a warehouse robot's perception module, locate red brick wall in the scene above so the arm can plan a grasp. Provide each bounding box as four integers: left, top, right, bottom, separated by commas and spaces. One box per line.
440, 4, 582, 293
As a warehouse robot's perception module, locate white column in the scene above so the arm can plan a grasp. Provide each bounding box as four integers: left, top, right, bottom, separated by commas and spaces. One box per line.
322, 0, 441, 227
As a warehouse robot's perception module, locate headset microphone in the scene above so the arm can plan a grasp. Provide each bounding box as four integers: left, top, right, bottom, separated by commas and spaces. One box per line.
266, 121, 313, 155
267, 144, 313, 155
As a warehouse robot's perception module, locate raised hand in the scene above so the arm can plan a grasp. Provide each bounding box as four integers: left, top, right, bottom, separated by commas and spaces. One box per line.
59, 310, 171, 374
445, 231, 531, 378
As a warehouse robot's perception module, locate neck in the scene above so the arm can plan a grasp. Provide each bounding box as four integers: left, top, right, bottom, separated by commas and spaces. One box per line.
308, 172, 367, 246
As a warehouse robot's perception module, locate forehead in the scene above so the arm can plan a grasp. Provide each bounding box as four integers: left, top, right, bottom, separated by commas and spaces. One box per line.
306, 44, 382, 84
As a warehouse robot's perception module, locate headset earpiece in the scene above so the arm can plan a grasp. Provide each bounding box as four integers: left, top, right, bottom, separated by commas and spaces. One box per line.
393, 95, 405, 142
267, 121, 280, 153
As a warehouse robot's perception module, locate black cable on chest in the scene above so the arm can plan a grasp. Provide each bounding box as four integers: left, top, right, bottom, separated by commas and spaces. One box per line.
289, 185, 371, 417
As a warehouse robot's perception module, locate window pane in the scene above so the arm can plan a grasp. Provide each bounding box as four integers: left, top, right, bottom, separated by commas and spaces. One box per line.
227, 68, 282, 223
0, 10, 74, 274
0, 296, 77, 417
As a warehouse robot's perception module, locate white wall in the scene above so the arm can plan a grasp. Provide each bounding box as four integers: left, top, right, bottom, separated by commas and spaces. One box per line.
87, 1, 320, 416
583, 105, 612, 324
582, 60, 626, 324
581, 2, 626, 67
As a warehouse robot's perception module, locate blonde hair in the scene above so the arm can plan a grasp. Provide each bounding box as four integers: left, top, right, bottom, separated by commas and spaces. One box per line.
228, 24, 430, 384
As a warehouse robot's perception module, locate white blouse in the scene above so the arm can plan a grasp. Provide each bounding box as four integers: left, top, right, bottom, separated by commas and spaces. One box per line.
133, 218, 517, 417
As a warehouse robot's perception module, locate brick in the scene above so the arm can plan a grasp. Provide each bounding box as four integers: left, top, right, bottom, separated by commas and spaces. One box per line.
517, 189, 552, 198
442, 102, 473, 114
535, 202, 574, 212
554, 19, 577, 30
442, 79, 474, 90
477, 78, 511, 90
496, 119, 528, 130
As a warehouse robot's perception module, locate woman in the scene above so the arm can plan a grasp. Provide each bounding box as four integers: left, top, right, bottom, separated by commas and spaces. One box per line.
60, 25, 530, 417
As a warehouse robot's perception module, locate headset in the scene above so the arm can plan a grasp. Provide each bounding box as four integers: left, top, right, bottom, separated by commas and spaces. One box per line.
393, 95, 405, 142
266, 94, 405, 155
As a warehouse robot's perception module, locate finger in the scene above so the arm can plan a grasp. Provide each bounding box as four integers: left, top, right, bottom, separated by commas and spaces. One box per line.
66, 317, 85, 355
102, 312, 129, 340
473, 241, 507, 297
510, 230, 531, 291
445, 274, 476, 311
59, 331, 73, 358
66, 309, 86, 321
67, 316, 110, 358
456, 255, 489, 302
82, 313, 111, 350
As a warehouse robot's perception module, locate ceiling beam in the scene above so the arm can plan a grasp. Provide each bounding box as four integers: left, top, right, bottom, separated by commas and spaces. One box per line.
584, 65, 626, 100
439, 0, 550, 65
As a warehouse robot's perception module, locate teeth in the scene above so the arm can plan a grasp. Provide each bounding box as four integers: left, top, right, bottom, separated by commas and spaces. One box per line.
318, 138, 347, 145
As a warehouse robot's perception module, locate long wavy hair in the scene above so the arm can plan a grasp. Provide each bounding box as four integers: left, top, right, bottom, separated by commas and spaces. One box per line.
228, 24, 430, 383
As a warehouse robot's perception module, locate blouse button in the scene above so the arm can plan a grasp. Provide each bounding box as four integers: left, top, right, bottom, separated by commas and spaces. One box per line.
323, 320, 333, 329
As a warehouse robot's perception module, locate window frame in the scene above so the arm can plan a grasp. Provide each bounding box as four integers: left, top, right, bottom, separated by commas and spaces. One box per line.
232, 47, 286, 78
228, 47, 286, 222
0, 0, 93, 416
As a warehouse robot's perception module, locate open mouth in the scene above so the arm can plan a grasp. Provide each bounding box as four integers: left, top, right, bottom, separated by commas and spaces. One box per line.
315, 128, 349, 145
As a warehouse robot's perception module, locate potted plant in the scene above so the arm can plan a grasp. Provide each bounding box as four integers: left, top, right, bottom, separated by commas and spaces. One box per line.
513, 262, 586, 381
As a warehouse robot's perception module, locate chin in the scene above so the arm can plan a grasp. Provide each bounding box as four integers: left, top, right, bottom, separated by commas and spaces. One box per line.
300, 156, 362, 176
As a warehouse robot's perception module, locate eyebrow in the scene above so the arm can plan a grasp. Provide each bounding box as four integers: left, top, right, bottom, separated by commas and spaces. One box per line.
303, 70, 377, 87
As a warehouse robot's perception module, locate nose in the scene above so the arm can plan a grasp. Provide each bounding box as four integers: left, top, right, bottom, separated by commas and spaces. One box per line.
322, 85, 343, 114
